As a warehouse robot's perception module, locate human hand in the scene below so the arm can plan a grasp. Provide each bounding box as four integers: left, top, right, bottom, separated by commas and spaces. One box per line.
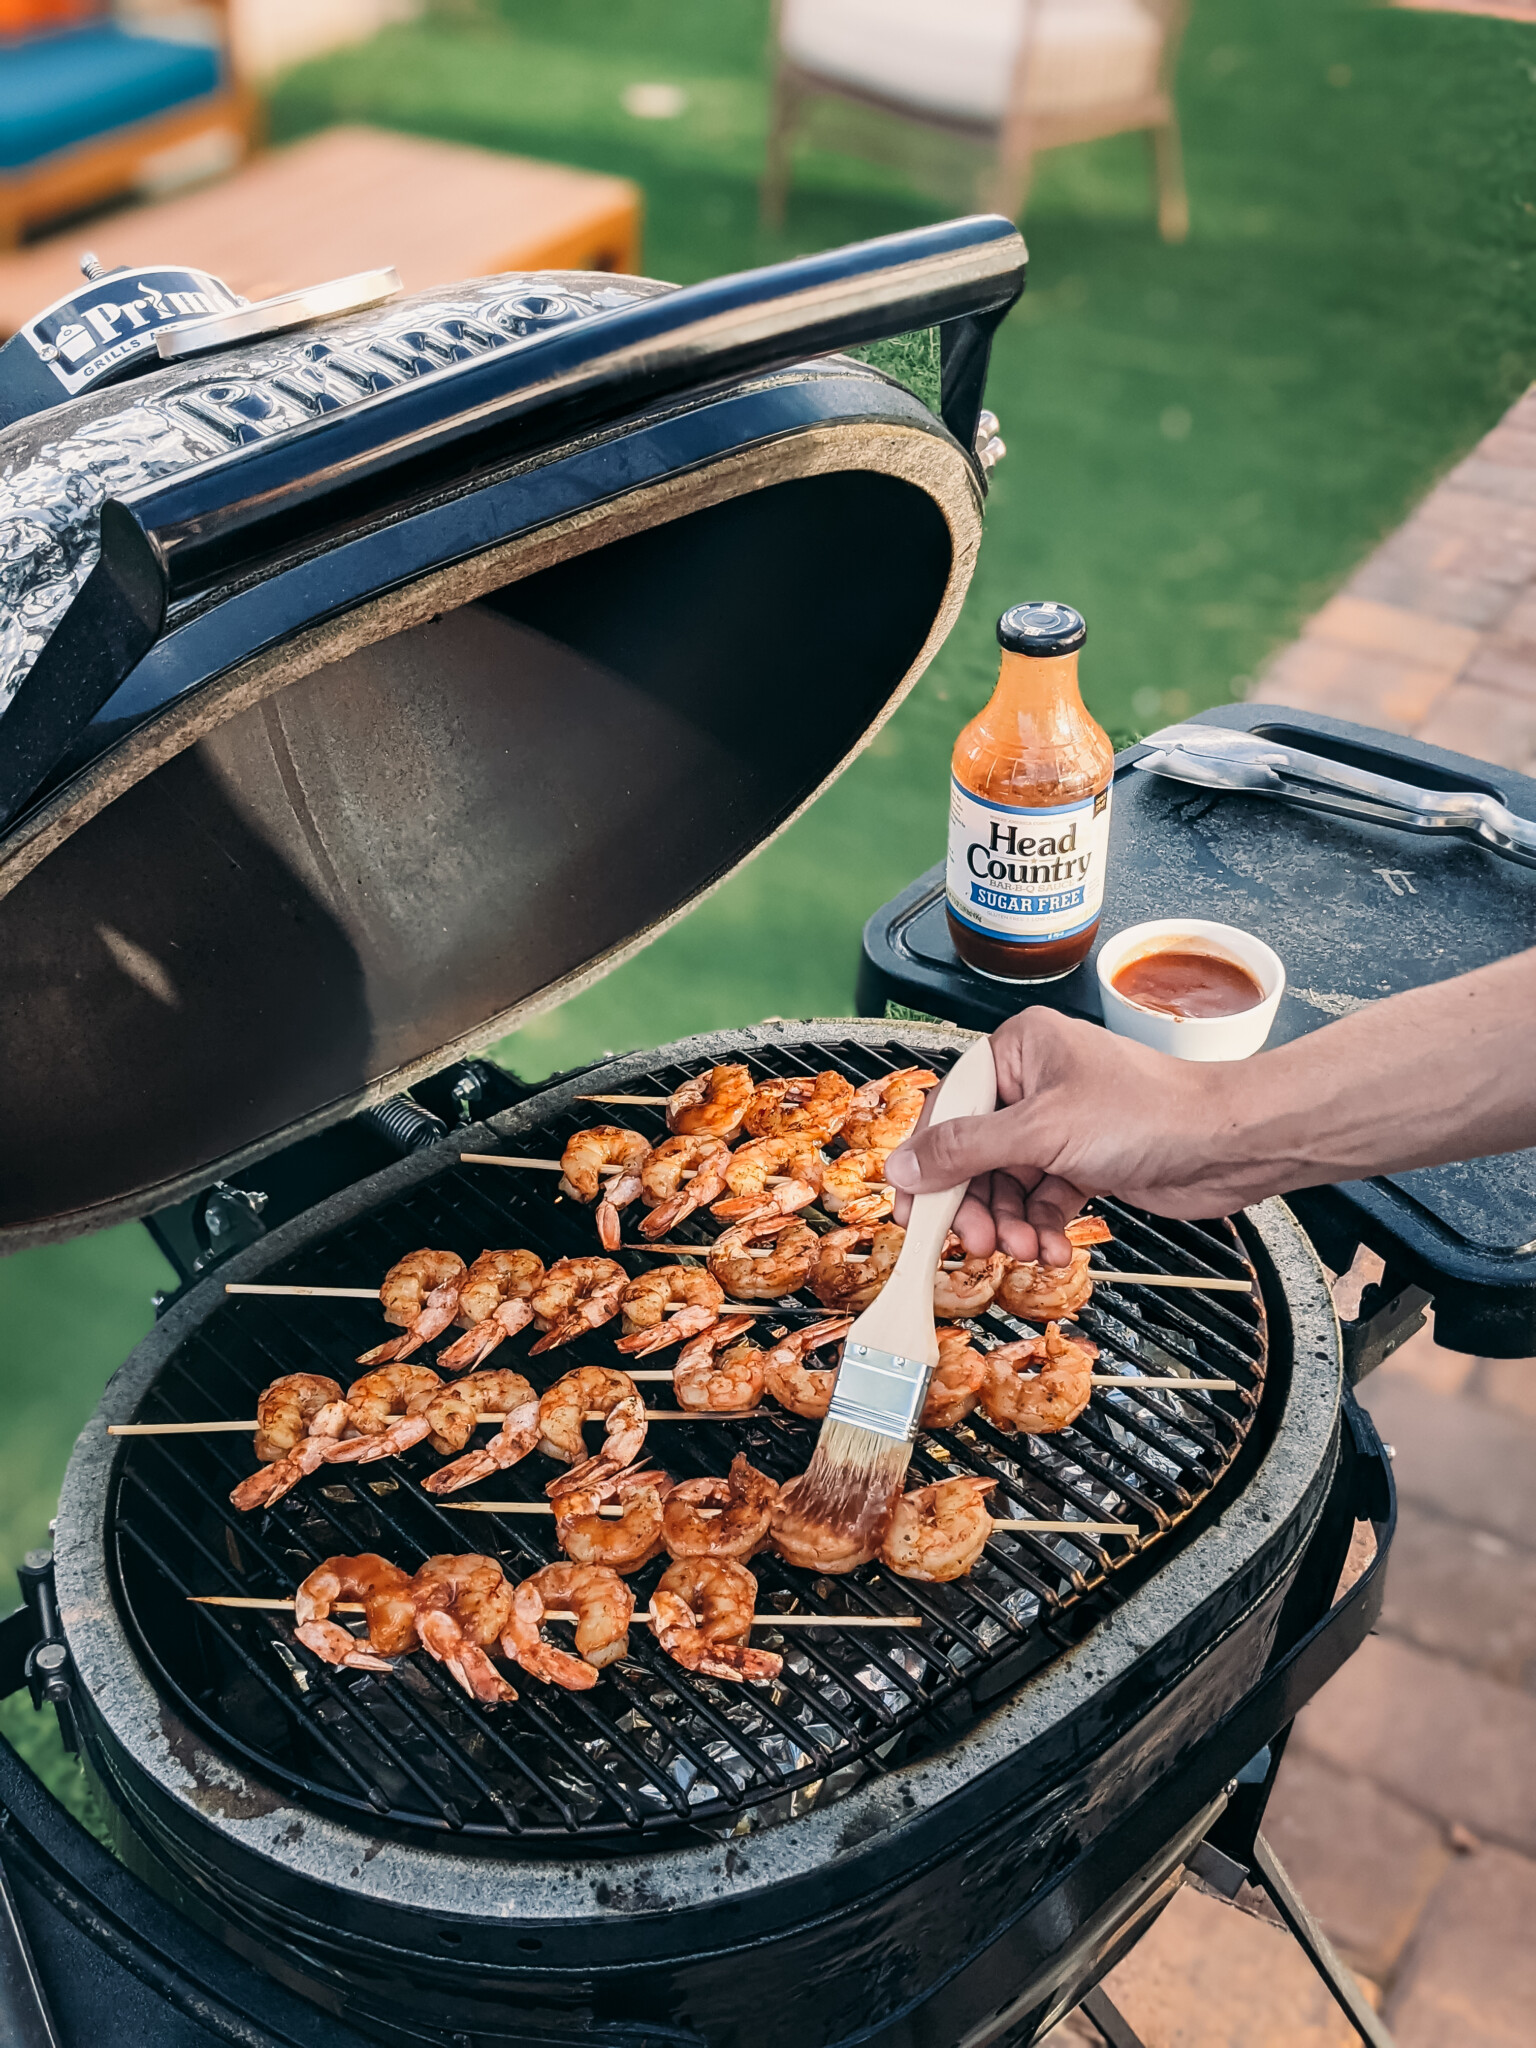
887, 1008, 1238, 1264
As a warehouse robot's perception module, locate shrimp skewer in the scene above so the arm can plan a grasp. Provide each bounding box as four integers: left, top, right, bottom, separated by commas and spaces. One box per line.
639, 1136, 732, 1238
652, 1559, 782, 1683
919, 1325, 988, 1430
760, 1316, 854, 1420
672, 1316, 762, 1411
422, 1389, 543, 1495
667, 1064, 754, 1141
528, 1256, 627, 1353
559, 1129, 651, 1249
537, 1366, 647, 1481
356, 1250, 467, 1365
879, 1476, 996, 1582
661, 1455, 778, 1562
614, 1267, 724, 1355
839, 1067, 938, 1152
502, 1563, 634, 1688
436, 1250, 545, 1372
933, 1234, 1006, 1320
551, 1462, 670, 1574
808, 1223, 903, 1312
409, 1554, 517, 1704
293, 1554, 419, 1670
982, 1323, 1099, 1434
997, 1216, 1114, 1321
229, 1374, 350, 1510
818, 1147, 895, 1226
742, 1070, 854, 1145
710, 1137, 825, 1223
323, 1364, 442, 1466
708, 1214, 818, 1301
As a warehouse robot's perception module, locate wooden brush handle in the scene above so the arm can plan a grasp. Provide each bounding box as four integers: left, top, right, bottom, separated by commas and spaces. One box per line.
853, 1036, 997, 1362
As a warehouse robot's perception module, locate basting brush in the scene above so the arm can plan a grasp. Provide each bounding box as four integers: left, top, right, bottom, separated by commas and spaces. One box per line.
776, 1035, 998, 1564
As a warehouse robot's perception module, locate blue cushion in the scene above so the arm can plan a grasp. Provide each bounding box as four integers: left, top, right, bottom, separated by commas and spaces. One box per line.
0, 26, 222, 171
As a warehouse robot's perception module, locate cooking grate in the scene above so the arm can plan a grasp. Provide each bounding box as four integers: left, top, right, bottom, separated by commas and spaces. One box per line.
109, 1038, 1268, 1847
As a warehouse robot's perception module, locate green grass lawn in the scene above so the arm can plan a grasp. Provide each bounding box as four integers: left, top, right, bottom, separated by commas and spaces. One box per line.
2, 0, 1532, 1807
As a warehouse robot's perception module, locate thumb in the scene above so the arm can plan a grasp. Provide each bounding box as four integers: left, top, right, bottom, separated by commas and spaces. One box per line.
886, 1110, 1013, 1194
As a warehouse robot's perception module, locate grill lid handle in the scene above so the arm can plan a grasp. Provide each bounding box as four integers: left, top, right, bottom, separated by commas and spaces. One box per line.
130, 213, 1028, 604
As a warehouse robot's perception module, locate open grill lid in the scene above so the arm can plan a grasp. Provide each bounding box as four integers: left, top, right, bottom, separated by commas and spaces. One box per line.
0, 217, 1025, 1248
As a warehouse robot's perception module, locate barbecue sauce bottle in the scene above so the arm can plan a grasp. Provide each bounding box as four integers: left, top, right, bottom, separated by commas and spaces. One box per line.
946, 602, 1114, 982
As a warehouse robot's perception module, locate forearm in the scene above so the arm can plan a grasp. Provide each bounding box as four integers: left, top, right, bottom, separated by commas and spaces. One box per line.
1202, 947, 1536, 1205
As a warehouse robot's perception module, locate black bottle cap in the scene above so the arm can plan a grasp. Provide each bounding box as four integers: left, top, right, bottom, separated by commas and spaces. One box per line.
997, 602, 1087, 656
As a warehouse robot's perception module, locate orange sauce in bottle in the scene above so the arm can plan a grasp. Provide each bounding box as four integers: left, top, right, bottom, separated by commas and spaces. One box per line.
946, 603, 1115, 982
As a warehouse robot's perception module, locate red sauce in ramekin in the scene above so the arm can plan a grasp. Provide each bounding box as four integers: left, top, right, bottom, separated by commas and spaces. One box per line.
1111, 947, 1264, 1020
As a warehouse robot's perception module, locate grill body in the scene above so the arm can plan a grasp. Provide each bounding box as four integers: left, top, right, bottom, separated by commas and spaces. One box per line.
55, 1025, 1353, 2048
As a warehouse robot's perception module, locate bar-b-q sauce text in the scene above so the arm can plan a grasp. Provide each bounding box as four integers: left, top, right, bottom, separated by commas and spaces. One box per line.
946, 603, 1114, 981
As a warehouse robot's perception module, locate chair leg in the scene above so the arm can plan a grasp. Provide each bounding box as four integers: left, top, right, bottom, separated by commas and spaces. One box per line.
760, 68, 798, 231
982, 136, 1035, 223
1151, 116, 1189, 243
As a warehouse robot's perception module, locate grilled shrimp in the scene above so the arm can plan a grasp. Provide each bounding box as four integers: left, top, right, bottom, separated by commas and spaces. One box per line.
934, 1233, 1007, 1320
436, 1250, 545, 1371
879, 1476, 996, 1582
920, 1326, 988, 1430
818, 1147, 894, 1226
615, 1266, 725, 1355
230, 1393, 351, 1511
293, 1553, 418, 1669
770, 1473, 883, 1574
421, 1388, 543, 1494
358, 1249, 467, 1365
839, 1067, 938, 1152
652, 1559, 782, 1683
253, 1375, 345, 1463
559, 1128, 651, 1249
528, 1256, 627, 1353
996, 1217, 1113, 1321
538, 1365, 647, 1477
410, 1554, 516, 1704
809, 1223, 903, 1312
502, 1563, 633, 1687
324, 1364, 442, 1465
667, 1063, 754, 1141
710, 1137, 825, 1223
981, 1323, 1099, 1434
662, 1455, 778, 1561
411, 1369, 537, 1454
708, 1214, 818, 1300
638, 1135, 732, 1238
551, 1463, 669, 1574
742, 1070, 854, 1145
673, 1316, 762, 1411
761, 1316, 853, 1419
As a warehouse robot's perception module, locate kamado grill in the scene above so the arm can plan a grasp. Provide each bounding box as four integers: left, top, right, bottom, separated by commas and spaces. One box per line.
0, 210, 1524, 2048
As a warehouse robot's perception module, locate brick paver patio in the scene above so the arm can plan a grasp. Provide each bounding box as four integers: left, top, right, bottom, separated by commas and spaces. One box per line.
1048, 387, 1536, 2043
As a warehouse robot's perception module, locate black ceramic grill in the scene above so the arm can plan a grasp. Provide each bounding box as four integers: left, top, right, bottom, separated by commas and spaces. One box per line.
111, 1037, 1265, 1846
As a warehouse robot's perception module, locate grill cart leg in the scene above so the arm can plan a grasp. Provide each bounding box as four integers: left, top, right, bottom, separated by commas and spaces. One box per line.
1078, 1984, 1151, 2048
1249, 1832, 1395, 2048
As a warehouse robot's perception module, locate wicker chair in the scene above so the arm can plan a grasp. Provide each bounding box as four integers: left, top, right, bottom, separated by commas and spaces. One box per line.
762, 0, 1189, 242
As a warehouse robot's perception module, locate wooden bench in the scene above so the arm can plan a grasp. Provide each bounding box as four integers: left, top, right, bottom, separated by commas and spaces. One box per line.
0, 125, 643, 332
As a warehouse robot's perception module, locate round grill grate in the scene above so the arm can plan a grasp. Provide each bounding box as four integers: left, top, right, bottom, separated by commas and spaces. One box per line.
109, 1037, 1268, 1845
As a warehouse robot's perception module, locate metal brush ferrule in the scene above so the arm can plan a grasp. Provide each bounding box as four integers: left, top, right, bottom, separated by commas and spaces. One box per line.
826, 1342, 935, 1444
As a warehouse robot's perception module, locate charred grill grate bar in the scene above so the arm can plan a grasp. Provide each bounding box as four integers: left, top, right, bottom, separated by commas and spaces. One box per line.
109, 1039, 1267, 1845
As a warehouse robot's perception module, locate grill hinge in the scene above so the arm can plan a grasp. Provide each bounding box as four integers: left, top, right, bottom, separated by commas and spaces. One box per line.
1340, 1273, 1431, 1383
15, 1552, 76, 1755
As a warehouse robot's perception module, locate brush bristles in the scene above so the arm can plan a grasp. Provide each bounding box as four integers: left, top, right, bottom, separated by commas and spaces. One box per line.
780, 1421, 913, 1559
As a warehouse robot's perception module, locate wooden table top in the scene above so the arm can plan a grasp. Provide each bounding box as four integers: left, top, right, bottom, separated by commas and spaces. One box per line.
0, 125, 642, 335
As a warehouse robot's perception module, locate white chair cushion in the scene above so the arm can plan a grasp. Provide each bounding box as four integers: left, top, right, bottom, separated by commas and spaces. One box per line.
780, 0, 1166, 127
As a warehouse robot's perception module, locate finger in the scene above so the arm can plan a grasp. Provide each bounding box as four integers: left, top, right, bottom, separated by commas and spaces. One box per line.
1024, 1176, 1089, 1268
886, 1108, 1024, 1196
989, 1172, 1042, 1264
948, 1179, 1000, 1258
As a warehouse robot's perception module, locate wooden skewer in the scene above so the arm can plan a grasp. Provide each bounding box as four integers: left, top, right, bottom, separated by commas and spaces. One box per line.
188, 1595, 923, 1629
225, 1285, 380, 1299
436, 1500, 1134, 1535
1090, 1376, 1237, 1391
1089, 1272, 1251, 1292
994, 1519, 1132, 1534
109, 1410, 769, 1436
575, 1094, 671, 1105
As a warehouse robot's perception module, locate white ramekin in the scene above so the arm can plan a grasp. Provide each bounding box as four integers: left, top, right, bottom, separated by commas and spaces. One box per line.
1095, 918, 1285, 1061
